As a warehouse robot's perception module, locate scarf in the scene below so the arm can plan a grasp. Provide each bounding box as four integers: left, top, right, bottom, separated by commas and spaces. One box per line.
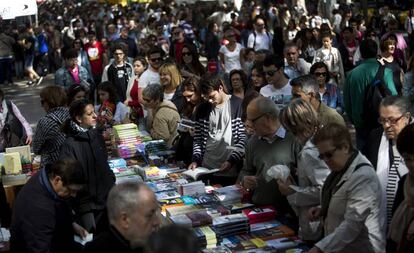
320, 150, 358, 218
70, 120, 88, 133
389, 174, 414, 243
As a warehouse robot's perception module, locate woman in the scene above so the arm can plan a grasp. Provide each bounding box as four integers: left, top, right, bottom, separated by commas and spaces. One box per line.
279, 98, 330, 243
389, 123, 414, 253
313, 33, 345, 87
180, 43, 206, 78
95, 81, 129, 126
125, 57, 147, 124
229, 69, 248, 99
158, 62, 185, 113
0, 89, 32, 152
219, 28, 244, 74
379, 34, 404, 94
33, 86, 69, 166
308, 123, 384, 253
60, 99, 115, 233
310, 62, 344, 114
248, 62, 266, 92
284, 18, 299, 42
176, 77, 203, 165
364, 96, 411, 230
142, 84, 180, 147
67, 84, 88, 105
73, 38, 93, 78
204, 21, 220, 61
296, 28, 320, 63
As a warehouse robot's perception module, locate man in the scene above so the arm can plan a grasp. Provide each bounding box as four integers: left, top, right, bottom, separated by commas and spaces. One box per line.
283, 43, 311, 79
188, 74, 246, 186
139, 46, 163, 89
238, 96, 301, 216
291, 75, 345, 127
17, 32, 42, 86
260, 54, 292, 110
84, 182, 161, 253
344, 39, 397, 150
115, 27, 138, 59
247, 16, 273, 51
169, 26, 193, 65
55, 48, 92, 89
102, 43, 134, 102
11, 159, 87, 253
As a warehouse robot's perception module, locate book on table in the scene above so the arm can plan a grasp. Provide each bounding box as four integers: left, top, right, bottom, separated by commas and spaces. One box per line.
182, 167, 220, 180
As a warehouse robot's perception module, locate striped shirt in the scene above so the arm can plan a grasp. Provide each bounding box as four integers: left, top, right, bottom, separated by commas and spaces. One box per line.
386, 146, 402, 224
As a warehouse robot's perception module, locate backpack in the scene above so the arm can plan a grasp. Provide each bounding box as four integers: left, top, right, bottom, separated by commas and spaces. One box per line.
363, 64, 392, 130
252, 31, 271, 50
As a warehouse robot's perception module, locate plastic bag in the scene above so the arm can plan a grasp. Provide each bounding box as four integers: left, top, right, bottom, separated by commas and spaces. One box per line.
265, 165, 290, 182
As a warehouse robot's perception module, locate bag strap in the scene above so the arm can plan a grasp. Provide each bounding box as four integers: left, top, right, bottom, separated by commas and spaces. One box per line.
335, 162, 372, 192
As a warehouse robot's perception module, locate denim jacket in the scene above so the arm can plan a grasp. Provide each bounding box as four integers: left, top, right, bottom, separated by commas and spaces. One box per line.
321, 83, 344, 114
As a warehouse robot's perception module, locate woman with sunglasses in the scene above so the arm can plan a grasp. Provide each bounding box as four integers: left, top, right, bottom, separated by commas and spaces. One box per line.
219, 28, 244, 75
180, 43, 205, 78
310, 62, 344, 114
278, 98, 330, 243
308, 123, 384, 253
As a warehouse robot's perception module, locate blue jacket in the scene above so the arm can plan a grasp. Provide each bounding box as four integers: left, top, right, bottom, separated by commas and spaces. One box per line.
55, 65, 92, 89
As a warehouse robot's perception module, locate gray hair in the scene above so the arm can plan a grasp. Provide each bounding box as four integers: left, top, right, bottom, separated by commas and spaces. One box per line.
380, 96, 411, 115
255, 96, 280, 120
290, 75, 318, 95
107, 182, 148, 225
142, 83, 164, 102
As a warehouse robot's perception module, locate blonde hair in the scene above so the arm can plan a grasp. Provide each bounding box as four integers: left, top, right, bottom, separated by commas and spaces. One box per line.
281, 98, 320, 141
159, 62, 182, 90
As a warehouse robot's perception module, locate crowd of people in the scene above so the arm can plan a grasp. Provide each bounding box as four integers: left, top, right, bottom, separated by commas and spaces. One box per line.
0, 0, 414, 253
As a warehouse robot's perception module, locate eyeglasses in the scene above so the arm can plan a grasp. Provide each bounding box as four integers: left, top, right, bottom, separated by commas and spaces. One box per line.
256, 23, 265, 27
314, 72, 328, 77
113, 52, 124, 56
182, 52, 192, 57
142, 97, 151, 103
378, 114, 406, 125
318, 147, 338, 161
265, 69, 279, 76
249, 112, 267, 124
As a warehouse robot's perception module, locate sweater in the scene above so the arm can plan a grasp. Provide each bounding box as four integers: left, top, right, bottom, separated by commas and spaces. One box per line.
192, 95, 246, 167
238, 131, 302, 215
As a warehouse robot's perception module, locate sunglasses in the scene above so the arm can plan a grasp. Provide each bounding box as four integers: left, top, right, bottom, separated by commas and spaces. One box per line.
150, 58, 162, 62
182, 52, 192, 56
314, 72, 328, 77
318, 147, 338, 161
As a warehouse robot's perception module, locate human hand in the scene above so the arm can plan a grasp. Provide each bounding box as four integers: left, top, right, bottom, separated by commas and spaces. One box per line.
188, 162, 198, 170
308, 246, 322, 253
105, 110, 114, 122
220, 161, 232, 171
242, 176, 258, 191
124, 99, 130, 106
25, 135, 33, 145
308, 206, 322, 221
276, 178, 294, 196
72, 222, 89, 239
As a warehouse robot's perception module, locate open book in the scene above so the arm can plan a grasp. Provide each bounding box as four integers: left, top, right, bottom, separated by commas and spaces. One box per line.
182, 167, 220, 180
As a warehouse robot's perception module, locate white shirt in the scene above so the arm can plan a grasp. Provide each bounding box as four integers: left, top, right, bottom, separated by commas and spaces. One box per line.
247, 31, 273, 51
219, 43, 243, 73
139, 67, 160, 89
260, 81, 292, 110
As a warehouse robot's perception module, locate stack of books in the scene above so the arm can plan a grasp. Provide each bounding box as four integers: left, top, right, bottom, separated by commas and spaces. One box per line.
212, 213, 250, 238
213, 185, 245, 205
178, 181, 206, 196
170, 210, 214, 227
194, 226, 219, 249
113, 123, 142, 158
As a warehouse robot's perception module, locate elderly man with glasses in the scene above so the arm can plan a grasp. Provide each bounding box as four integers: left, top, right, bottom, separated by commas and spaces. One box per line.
238, 96, 302, 221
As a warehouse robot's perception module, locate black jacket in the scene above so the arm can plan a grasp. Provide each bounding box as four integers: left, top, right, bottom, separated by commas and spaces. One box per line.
59, 124, 115, 215
10, 169, 78, 253
84, 226, 143, 253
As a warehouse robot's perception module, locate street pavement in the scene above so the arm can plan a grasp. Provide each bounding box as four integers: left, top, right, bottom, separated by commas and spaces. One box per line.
2, 75, 54, 131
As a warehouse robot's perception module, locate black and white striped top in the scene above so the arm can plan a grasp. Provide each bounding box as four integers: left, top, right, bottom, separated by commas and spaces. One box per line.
386, 145, 402, 224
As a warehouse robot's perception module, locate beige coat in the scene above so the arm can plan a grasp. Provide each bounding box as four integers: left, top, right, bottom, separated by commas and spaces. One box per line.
150, 100, 180, 147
